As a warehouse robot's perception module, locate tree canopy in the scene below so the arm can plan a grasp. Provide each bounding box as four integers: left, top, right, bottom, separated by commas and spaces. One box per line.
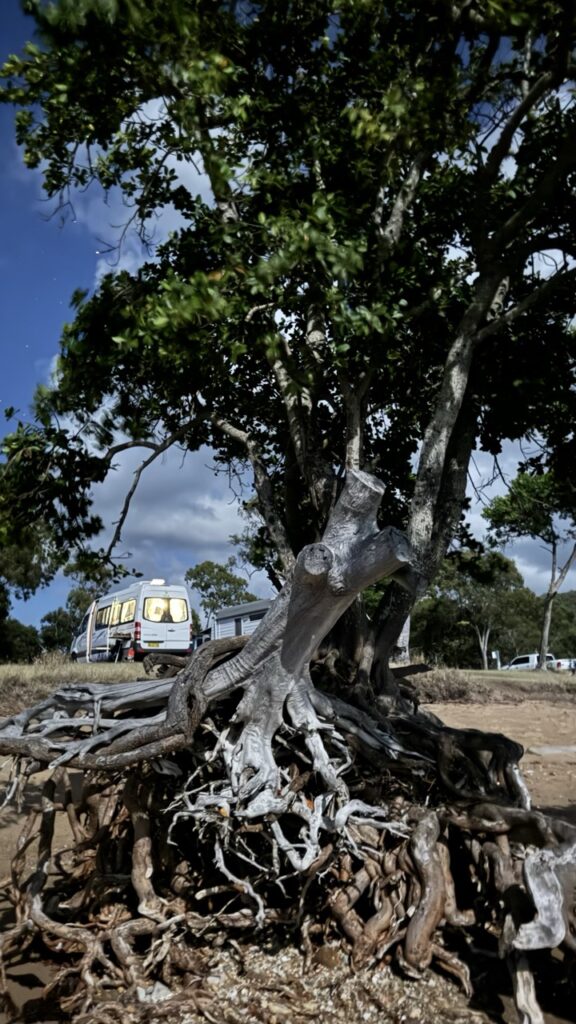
185, 557, 257, 621
1, 0, 576, 671
412, 549, 540, 667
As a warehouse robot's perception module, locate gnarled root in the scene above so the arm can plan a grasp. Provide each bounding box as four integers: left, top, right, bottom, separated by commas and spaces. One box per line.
0, 469, 574, 1022
0, 734, 574, 1024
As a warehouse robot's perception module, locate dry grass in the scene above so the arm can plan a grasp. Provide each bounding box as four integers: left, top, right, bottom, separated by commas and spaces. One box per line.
409, 665, 576, 704
2, 656, 576, 722
0, 653, 143, 718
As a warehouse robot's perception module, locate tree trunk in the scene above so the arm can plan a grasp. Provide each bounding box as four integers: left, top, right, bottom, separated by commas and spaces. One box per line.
370, 393, 478, 696
539, 592, 555, 671
539, 539, 558, 670
475, 624, 490, 671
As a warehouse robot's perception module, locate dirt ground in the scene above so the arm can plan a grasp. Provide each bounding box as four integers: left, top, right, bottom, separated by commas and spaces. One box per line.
1, 697, 575, 1024
423, 700, 576, 825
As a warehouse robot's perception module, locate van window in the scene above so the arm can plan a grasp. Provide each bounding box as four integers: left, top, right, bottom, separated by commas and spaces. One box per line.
110, 600, 135, 626
95, 605, 111, 628
143, 597, 188, 623
120, 599, 136, 624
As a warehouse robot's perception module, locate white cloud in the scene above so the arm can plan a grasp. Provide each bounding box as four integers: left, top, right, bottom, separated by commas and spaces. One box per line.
65, 98, 214, 285
88, 444, 272, 591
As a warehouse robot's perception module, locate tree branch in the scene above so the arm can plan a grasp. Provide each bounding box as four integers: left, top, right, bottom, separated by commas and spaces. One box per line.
409, 272, 504, 562
268, 327, 335, 519
209, 413, 296, 573
493, 133, 576, 252
339, 371, 373, 471
482, 71, 557, 185
551, 540, 576, 596
374, 151, 429, 255
104, 427, 189, 560
476, 267, 576, 343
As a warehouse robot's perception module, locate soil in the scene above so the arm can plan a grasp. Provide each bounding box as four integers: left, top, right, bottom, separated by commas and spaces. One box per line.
1, 691, 575, 1024
423, 700, 576, 827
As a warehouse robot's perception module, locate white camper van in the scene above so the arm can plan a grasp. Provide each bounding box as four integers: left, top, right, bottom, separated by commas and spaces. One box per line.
70, 579, 194, 663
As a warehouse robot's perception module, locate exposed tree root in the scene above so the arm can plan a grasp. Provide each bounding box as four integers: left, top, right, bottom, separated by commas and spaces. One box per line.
0, 471, 574, 1023
1, 686, 575, 1024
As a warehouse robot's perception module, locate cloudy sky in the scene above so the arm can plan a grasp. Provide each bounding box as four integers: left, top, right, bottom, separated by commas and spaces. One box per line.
1, 1, 575, 630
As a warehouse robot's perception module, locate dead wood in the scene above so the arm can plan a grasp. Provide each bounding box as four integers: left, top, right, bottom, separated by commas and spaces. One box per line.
0, 470, 574, 1024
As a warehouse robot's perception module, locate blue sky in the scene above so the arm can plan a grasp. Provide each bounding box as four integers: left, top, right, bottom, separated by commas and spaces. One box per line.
1, 1, 575, 632
0, 2, 262, 627
1, 3, 103, 621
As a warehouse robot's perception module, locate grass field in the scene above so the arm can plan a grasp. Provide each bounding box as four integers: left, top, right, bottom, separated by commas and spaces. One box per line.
0, 653, 143, 717
1, 657, 575, 720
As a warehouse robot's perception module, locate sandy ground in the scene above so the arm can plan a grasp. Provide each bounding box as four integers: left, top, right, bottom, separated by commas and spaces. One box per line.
425, 700, 576, 823
1, 700, 575, 1024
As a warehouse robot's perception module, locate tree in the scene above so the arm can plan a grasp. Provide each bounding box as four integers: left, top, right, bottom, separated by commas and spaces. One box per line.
412, 551, 539, 668
433, 551, 528, 669
0, 523, 53, 662
483, 472, 576, 669
39, 582, 101, 652
547, 590, 576, 658
1, 0, 576, 688
1, 4, 576, 1019
411, 593, 479, 667
39, 607, 76, 653
64, 582, 101, 630
185, 557, 257, 622
0, 617, 41, 663
190, 605, 202, 636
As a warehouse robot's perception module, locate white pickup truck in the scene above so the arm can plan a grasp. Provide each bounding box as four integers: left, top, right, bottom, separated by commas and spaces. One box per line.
502, 653, 573, 671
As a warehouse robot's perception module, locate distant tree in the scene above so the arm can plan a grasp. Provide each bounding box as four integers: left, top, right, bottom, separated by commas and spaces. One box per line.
39, 608, 76, 654
0, 582, 9, 625
39, 582, 101, 653
65, 583, 101, 631
483, 473, 576, 670
0, 464, 63, 595
411, 594, 478, 668
0, 618, 41, 664
190, 607, 203, 637
544, 590, 576, 659
432, 551, 527, 669
413, 551, 537, 668
493, 588, 541, 664
0, 546, 44, 662
185, 558, 257, 622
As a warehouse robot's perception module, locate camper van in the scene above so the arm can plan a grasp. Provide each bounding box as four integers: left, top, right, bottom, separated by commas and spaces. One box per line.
70, 579, 194, 663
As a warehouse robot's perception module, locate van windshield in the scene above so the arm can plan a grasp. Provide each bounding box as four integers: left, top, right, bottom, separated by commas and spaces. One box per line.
143, 597, 188, 623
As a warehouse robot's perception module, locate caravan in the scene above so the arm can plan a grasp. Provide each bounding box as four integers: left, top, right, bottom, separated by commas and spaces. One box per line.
70, 579, 194, 663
